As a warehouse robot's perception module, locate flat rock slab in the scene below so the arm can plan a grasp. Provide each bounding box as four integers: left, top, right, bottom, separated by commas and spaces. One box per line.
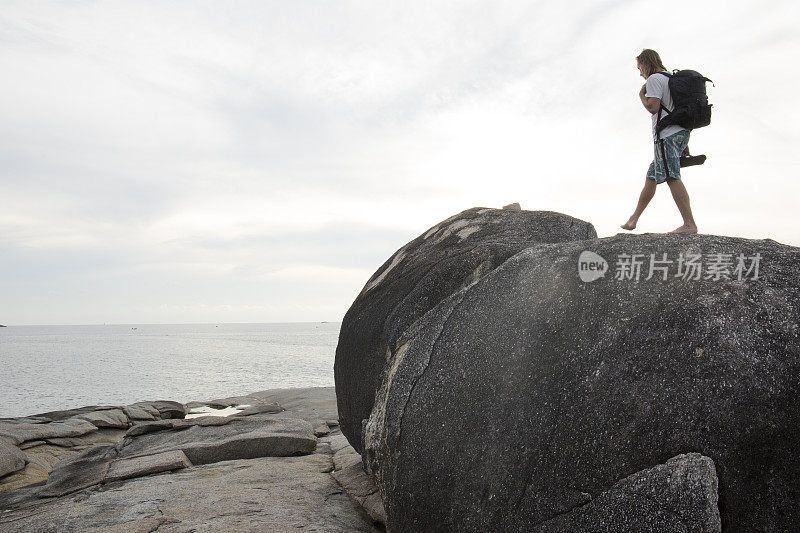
246, 387, 339, 428
236, 404, 284, 416
187, 395, 257, 409
124, 416, 231, 439
329, 433, 350, 454
119, 416, 317, 465
0, 454, 380, 532
39, 445, 117, 498
25, 401, 184, 423
105, 450, 192, 483
24, 405, 113, 423
3, 416, 318, 500
122, 403, 160, 421
75, 409, 130, 429
1, 428, 130, 495
0, 419, 98, 446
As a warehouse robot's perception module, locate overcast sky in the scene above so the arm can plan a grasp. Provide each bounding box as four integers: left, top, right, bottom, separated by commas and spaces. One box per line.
1, 1, 798, 325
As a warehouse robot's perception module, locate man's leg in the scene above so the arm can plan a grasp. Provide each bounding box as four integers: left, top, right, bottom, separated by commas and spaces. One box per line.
621, 178, 657, 230
666, 177, 698, 234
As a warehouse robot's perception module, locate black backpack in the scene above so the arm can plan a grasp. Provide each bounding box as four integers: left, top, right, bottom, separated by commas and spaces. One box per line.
655, 70, 713, 135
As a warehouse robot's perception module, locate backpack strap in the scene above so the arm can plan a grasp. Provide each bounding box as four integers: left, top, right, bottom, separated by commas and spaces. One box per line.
651, 70, 676, 180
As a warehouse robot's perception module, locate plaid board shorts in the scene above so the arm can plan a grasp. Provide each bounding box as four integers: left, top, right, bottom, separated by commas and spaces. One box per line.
647, 129, 690, 184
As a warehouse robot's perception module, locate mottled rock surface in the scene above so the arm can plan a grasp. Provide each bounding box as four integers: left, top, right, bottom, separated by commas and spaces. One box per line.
0, 418, 98, 446
0, 400, 187, 496
119, 415, 317, 465
359, 231, 799, 532
1, 387, 382, 532
335, 207, 597, 452
105, 450, 192, 483
0, 441, 27, 478
0, 454, 379, 532
332, 443, 386, 526
75, 408, 129, 428
14, 415, 316, 499
532, 453, 720, 532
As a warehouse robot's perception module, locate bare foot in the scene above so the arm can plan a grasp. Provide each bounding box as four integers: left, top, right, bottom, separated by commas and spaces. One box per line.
620, 218, 638, 231
668, 224, 698, 234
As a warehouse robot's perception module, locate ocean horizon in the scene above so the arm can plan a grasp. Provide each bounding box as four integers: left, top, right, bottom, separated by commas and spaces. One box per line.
0, 322, 341, 418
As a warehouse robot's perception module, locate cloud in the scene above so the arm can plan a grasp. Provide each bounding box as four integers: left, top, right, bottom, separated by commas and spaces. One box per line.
0, 1, 798, 324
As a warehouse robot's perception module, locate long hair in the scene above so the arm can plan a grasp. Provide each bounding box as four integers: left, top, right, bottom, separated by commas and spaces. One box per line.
636, 49, 666, 77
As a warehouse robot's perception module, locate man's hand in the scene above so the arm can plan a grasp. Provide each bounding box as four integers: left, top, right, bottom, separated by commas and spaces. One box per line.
639, 83, 661, 114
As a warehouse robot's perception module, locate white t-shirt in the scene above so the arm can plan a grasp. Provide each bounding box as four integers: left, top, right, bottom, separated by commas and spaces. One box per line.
646, 71, 686, 140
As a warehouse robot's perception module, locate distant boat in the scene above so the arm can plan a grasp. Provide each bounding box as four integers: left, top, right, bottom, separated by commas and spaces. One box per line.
0, 324, 6, 327
131, 327, 138, 331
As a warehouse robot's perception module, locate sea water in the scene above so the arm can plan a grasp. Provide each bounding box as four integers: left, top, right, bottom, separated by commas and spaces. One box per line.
0, 322, 340, 418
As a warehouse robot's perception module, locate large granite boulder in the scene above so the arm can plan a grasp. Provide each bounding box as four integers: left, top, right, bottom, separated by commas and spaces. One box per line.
335, 207, 597, 452
350, 225, 799, 531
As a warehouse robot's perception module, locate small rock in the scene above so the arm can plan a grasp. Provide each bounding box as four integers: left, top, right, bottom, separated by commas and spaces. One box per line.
43, 437, 86, 448
314, 424, 330, 437
326, 419, 340, 428
124, 420, 175, 439
332, 460, 387, 526
201, 395, 255, 409
333, 446, 361, 472
236, 403, 283, 416
27, 406, 106, 423
74, 409, 130, 429
122, 404, 157, 421
502, 202, 522, 210
18, 441, 45, 450
0, 441, 27, 477
0, 419, 97, 446
329, 434, 350, 454
39, 445, 118, 498
147, 401, 186, 420
186, 416, 233, 427
105, 450, 192, 483
316, 442, 332, 455
123, 417, 235, 440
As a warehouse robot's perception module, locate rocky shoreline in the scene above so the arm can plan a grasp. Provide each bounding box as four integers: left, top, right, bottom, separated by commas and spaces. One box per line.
0, 386, 385, 532
4, 206, 798, 532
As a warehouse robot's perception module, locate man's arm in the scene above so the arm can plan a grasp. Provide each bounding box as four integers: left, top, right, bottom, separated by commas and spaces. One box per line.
639, 84, 661, 114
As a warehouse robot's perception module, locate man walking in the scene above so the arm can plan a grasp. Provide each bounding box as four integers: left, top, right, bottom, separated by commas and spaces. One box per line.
621, 49, 698, 234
